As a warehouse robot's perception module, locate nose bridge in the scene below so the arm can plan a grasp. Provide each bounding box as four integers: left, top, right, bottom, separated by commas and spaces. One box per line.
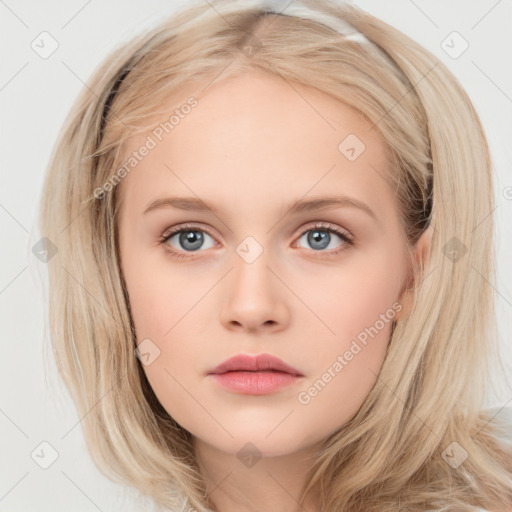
232, 235, 275, 299
219, 234, 289, 331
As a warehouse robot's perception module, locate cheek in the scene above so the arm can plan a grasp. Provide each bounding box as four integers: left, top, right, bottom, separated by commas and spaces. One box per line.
294, 337, 389, 441
123, 260, 212, 416
298, 244, 405, 346
123, 255, 205, 339
291, 250, 404, 426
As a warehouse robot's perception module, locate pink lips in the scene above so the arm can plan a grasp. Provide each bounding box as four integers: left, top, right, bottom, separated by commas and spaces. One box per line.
208, 353, 304, 395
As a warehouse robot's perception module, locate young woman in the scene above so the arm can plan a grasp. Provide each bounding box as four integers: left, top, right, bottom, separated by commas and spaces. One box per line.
38, 0, 512, 510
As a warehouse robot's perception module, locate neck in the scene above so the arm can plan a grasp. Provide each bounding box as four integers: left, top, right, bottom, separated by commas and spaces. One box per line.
193, 437, 322, 512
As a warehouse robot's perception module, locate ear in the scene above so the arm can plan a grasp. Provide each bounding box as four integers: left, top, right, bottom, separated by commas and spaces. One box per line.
395, 226, 433, 322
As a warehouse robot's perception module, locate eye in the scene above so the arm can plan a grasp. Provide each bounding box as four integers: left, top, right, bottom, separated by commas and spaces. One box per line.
160, 223, 216, 259
159, 221, 354, 261
295, 222, 353, 255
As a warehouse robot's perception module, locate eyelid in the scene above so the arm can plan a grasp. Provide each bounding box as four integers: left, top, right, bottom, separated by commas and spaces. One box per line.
298, 220, 353, 241
160, 222, 216, 240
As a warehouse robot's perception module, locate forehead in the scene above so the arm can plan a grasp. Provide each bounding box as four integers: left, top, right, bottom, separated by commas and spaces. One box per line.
116, 71, 395, 219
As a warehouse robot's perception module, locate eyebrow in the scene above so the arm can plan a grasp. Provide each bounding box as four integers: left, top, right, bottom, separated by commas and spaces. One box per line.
143, 195, 377, 221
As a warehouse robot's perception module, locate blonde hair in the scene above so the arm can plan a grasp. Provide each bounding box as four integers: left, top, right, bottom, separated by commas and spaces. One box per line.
38, 0, 512, 510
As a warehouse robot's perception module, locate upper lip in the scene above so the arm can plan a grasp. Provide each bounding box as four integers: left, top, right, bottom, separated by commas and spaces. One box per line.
208, 353, 304, 376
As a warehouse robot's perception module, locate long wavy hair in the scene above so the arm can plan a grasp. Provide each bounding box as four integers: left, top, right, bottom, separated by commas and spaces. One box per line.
38, 0, 512, 510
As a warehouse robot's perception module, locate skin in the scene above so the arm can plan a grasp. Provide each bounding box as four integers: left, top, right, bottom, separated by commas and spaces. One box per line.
118, 70, 431, 512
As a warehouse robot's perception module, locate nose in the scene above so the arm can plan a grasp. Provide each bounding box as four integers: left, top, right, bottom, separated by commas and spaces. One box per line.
219, 250, 290, 333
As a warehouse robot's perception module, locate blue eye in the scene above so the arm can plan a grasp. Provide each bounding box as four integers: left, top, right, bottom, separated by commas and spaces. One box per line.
159, 221, 353, 260
161, 225, 216, 254
296, 223, 352, 252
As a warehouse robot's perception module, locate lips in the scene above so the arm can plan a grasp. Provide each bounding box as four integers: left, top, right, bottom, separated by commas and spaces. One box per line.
208, 353, 303, 376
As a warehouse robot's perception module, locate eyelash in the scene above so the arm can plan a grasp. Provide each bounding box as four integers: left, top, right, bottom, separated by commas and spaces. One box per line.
158, 222, 354, 261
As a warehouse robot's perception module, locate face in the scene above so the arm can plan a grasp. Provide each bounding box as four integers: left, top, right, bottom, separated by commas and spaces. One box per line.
118, 70, 413, 458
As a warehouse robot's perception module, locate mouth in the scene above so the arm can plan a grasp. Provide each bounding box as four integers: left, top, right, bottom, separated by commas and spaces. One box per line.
208, 353, 304, 395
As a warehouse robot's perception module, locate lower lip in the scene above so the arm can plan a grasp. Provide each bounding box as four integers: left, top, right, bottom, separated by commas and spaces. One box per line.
210, 371, 301, 395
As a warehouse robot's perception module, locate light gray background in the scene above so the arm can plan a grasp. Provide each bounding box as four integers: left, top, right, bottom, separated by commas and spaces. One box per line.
1, 0, 511, 510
